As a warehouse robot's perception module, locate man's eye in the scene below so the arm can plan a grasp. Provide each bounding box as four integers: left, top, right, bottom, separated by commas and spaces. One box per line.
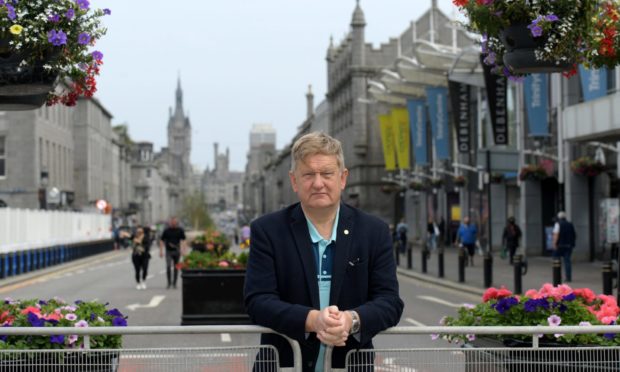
321, 173, 334, 178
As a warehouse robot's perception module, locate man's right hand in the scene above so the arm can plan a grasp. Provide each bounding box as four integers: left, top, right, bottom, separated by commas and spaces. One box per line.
159, 250, 164, 258
306, 306, 348, 346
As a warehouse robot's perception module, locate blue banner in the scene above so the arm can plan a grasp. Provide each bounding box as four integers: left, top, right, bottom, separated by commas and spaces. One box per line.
426, 87, 450, 160
579, 66, 607, 101
407, 99, 428, 166
524, 73, 549, 137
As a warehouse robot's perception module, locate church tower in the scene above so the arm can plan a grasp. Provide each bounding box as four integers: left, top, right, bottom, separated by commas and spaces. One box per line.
167, 76, 192, 189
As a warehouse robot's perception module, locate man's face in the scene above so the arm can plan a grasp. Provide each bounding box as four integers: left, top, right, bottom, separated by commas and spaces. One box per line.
170, 218, 178, 228
289, 154, 348, 211
464, 217, 470, 225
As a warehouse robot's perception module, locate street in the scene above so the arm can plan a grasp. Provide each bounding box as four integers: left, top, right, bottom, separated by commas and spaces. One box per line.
0, 250, 477, 351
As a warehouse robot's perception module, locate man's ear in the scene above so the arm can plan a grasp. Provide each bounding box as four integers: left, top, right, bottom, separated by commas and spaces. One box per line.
289, 171, 298, 193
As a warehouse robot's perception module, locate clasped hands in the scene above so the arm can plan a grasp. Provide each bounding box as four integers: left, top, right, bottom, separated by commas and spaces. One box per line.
306, 305, 352, 346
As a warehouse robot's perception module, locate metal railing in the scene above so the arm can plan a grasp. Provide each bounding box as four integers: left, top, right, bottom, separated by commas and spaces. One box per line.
3, 325, 620, 371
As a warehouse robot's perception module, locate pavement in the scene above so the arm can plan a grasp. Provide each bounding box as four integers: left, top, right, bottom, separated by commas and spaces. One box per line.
396, 243, 613, 298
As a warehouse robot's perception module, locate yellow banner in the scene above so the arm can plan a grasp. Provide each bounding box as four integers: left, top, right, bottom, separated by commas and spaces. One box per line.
379, 114, 396, 171
391, 108, 411, 169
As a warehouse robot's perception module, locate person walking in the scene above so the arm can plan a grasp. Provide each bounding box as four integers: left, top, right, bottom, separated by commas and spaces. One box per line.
244, 132, 403, 371
131, 228, 150, 290
426, 217, 439, 252
502, 217, 522, 264
159, 217, 186, 289
552, 211, 577, 282
396, 218, 408, 253
455, 216, 477, 266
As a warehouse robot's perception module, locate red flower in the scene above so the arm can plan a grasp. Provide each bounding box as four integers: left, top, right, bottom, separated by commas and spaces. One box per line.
453, 0, 469, 7
20, 306, 41, 315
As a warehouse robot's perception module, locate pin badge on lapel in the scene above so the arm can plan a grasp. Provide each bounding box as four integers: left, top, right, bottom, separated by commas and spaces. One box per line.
344, 229, 349, 235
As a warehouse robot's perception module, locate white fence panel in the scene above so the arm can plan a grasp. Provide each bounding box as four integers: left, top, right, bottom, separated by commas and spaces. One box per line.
0, 208, 111, 252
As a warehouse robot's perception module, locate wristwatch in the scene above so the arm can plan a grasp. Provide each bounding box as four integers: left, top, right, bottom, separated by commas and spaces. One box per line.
348, 310, 360, 335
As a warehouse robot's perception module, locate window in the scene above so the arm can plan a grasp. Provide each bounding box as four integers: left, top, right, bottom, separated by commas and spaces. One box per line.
0, 135, 5, 178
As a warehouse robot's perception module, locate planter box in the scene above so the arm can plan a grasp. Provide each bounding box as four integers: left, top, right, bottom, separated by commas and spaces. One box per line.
0, 350, 119, 372
181, 269, 250, 325
465, 337, 620, 371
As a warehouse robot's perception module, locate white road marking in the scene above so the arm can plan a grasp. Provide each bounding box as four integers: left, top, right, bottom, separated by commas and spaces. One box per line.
126, 295, 166, 311
159, 270, 166, 274
221, 333, 231, 343
76, 269, 85, 274
417, 295, 463, 308
405, 317, 426, 327
146, 275, 154, 280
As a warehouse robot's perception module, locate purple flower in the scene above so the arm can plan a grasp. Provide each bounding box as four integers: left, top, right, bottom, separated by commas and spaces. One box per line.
77, 32, 91, 45
76, 0, 89, 10
106, 308, 123, 317
483, 52, 496, 66
47, 30, 67, 46
492, 297, 519, 315
5, 4, 15, 20
103, 8, 111, 15
66, 8, 75, 20
546, 14, 559, 22
112, 317, 127, 327
48, 14, 60, 23
430, 333, 440, 340
466, 334, 476, 341
548, 314, 562, 327
74, 320, 88, 328
562, 293, 576, 301
65, 313, 77, 321
27, 313, 45, 327
528, 24, 543, 37
50, 335, 64, 344
91, 51, 103, 61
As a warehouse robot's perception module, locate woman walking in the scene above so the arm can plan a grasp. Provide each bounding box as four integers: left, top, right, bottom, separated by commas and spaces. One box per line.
132, 228, 150, 290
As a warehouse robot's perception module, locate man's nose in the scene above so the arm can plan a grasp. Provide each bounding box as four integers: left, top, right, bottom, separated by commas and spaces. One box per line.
311, 173, 326, 188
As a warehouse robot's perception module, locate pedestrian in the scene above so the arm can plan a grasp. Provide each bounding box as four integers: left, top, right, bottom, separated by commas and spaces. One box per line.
502, 217, 522, 264
241, 224, 251, 246
455, 216, 477, 266
552, 211, 577, 282
396, 218, 408, 253
426, 217, 439, 252
131, 227, 150, 290
159, 217, 186, 289
244, 132, 403, 371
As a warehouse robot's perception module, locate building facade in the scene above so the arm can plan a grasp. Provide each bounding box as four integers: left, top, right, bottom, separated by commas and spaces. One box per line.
203, 143, 244, 213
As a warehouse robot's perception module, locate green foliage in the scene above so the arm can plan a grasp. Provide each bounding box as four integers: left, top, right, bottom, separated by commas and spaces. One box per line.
181, 192, 214, 231
571, 156, 605, 177
179, 249, 247, 270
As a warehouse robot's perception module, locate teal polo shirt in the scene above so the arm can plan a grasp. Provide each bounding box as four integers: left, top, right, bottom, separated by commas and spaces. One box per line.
306, 209, 339, 372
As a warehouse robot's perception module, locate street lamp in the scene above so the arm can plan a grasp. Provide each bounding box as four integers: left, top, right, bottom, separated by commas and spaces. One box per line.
38, 168, 48, 210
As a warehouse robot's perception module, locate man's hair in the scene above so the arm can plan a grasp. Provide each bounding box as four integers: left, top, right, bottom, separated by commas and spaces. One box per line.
557, 211, 566, 219
290, 132, 345, 172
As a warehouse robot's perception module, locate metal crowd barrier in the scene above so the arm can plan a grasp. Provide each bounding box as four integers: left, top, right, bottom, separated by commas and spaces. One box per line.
327, 325, 620, 371
3, 325, 620, 371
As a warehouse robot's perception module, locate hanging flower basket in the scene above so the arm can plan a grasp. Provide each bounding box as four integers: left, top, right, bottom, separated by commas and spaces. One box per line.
0, 2, 110, 109
430, 178, 443, 189
452, 0, 603, 79
408, 181, 427, 191
571, 156, 605, 177
490, 173, 505, 184
453, 175, 466, 187
380, 184, 399, 194
519, 164, 548, 181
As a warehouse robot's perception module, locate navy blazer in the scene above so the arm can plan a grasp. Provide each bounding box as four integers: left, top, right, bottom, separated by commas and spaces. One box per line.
244, 202, 404, 371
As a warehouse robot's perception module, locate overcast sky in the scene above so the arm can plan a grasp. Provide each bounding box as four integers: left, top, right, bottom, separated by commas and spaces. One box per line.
94, 0, 459, 172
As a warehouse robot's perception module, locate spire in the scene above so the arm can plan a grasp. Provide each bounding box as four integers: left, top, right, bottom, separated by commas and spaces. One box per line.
175, 74, 183, 115
306, 84, 314, 119
351, 0, 366, 28
326, 35, 336, 61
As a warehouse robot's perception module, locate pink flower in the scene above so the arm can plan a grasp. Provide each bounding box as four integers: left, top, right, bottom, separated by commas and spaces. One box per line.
548, 315, 562, 327
218, 261, 229, 268
68, 335, 78, 344
574, 288, 596, 303
524, 289, 542, 299
65, 313, 77, 321
74, 320, 89, 328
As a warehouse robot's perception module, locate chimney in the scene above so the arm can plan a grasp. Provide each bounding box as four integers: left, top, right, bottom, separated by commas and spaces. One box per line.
306, 85, 314, 119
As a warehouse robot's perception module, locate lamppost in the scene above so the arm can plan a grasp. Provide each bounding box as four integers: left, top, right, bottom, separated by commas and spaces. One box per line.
38, 168, 48, 210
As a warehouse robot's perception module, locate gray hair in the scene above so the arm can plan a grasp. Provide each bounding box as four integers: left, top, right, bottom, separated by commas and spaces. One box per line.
290, 132, 345, 172
557, 211, 566, 219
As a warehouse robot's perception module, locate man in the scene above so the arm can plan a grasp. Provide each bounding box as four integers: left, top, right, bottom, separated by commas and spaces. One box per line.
159, 217, 186, 289
244, 132, 403, 371
455, 216, 477, 266
502, 216, 522, 264
396, 218, 408, 253
552, 211, 576, 282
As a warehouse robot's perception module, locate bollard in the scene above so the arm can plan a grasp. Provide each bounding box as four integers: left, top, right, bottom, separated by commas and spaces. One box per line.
603, 262, 614, 295
0, 254, 5, 279
458, 247, 466, 283
513, 254, 523, 294
438, 247, 444, 278
407, 245, 412, 270
421, 249, 428, 274
483, 251, 493, 288
552, 258, 562, 286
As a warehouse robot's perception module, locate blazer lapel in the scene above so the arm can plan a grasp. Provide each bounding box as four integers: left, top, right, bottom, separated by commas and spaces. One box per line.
290, 204, 320, 309
329, 203, 354, 305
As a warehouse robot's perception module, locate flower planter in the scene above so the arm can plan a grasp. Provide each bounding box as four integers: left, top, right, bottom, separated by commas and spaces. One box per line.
181, 269, 251, 325
0, 350, 120, 372
500, 23, 573, 74
0, 40, 58, 110
466, 336, 620, 371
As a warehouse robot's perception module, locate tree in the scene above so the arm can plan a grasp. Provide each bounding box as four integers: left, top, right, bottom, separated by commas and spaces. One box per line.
181, 192, 214, 231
